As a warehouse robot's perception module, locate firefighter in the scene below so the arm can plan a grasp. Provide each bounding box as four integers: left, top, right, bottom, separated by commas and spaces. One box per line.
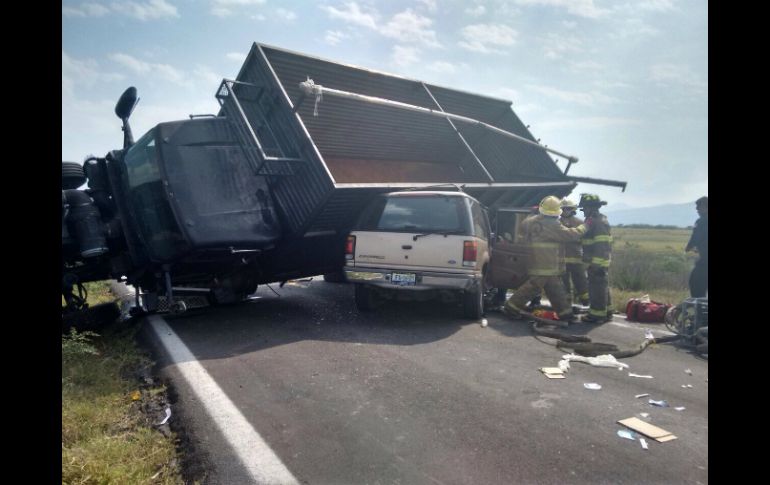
560, 198, 590, 307
503, 196, 586, 323
578, 194, 613, 323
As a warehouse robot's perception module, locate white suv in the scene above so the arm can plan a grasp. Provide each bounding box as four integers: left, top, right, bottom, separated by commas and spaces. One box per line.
344, 190, 492, 318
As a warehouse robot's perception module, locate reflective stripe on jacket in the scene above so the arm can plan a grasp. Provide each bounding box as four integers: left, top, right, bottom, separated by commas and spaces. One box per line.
523, 214, 586, 276
582, 212, 612, 267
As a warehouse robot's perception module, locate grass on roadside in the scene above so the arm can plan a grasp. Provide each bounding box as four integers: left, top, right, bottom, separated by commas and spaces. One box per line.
62, 281, 184, 484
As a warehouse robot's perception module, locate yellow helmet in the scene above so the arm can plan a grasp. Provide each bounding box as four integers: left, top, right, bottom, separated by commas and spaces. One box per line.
561, 198, 577, 209
539, 196, 562, 216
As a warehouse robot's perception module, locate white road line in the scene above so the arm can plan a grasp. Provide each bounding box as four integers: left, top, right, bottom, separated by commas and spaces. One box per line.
148, 315, 299, 485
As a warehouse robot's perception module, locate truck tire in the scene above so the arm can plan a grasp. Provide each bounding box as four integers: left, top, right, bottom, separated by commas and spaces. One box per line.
354, 284, 377, 312
62, 162, 87, 190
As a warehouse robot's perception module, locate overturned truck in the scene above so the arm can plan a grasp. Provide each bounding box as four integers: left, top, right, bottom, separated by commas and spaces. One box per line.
61, 43, 625, 314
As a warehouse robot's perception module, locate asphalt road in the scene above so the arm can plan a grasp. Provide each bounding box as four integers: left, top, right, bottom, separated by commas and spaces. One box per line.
142, 279, 708, 485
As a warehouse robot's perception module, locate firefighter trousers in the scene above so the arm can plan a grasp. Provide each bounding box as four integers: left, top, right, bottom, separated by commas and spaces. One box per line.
562, 262, 589, 306
587, 266, 612, 318
505, 275, 573, 320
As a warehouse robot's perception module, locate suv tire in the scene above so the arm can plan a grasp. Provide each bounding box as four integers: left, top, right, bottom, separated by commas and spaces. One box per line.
463, 284, 484, 319
323, 271, 346, 283
354, 284, 377, 312
62, 161, 87, 190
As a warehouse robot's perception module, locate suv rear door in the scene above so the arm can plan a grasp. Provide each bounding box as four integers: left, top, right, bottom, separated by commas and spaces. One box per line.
351, 193, 474, 272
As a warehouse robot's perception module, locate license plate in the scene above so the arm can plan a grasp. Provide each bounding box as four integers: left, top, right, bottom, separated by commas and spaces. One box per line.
391, 272, 416, 286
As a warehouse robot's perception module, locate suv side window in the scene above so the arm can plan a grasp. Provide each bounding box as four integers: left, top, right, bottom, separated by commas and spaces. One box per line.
470, 200, 490, 240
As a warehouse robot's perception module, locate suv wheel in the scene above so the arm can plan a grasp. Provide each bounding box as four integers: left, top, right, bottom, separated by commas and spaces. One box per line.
354, 284, 377, 312
463, 285, 484, 319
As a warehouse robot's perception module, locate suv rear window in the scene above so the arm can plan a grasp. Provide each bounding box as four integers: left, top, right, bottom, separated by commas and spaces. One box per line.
357, 195, 469, 233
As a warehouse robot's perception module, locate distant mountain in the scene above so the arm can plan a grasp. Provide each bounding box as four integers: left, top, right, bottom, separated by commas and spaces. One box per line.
603, 202, 697, 228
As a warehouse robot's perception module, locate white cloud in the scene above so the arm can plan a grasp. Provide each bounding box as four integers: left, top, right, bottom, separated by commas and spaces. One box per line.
193, 65, 223, 88
427, 61, 458, 74
226, 52, 247, 62
380, 9, 440, 47
513, 0, 608, 19
526, 85, 618, 106
210, 0, 266, 18
650, 64, 707, 91
542, 33, 583, 59
391, 45, 420, 67
562, 20, 577, 29
465, 5, 486, 17
570, 60, 603, 71
458, 24, 517, 54
109, 53, 187, 86
536, 116, 643, 130
62, 51, 124, 96
495, 87, 520, 101
275, 8, 297, 21
324, 30, 349, 46
621, 0, 677, 13
62, 2, 110, 17
110, 0, 178, 20
612, 18, 660, 38
418, 0, 437, 12
320, 2, 378, 29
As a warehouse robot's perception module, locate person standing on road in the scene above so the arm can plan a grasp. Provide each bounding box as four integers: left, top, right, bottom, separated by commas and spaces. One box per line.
685, 196, 708, 297
578, 194, 614, 323
559, 198, 590, 307
503, 196, 586, 323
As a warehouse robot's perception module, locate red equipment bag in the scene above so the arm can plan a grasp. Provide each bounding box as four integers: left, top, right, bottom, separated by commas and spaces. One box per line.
625, 298, 672, 323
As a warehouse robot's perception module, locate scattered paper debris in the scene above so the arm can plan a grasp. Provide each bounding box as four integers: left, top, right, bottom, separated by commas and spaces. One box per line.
618, 417, 677, 442
648, 399, 669, 407
635, 393, 650, 398
617, 429, 636, 440
584, 382, 602, 390
685, 369, 692, 375
481, 318, 488, 327
561, 353, 629, 370
639, 413, 650, 418
130, 390, 141, 401
629, 373, 654, 379
557, 359, 570, 373
674, 407, 686, 411
540, 367, 565, 379
157, 407, 172, 426
640, 438, 649, 450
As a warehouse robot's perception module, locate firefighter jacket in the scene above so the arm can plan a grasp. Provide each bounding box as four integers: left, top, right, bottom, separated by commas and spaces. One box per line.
523, 214, 586, 276
560, 214, 584, 264
582, 211, 612, 268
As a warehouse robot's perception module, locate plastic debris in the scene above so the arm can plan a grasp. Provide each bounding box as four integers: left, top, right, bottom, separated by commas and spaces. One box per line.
640, 438, 649, 450
157, 407, 172, 426
644, 329, 655, 340
674, 406, 686, 411
584, 382, 602, 390
617, 429, 636, 440
561, 353, 629, 370
557, 359, 570, 373
130, 390, 141, 401
635, 393, 650, 398
639, 413, 650, 418
481, 318, 488, 327
685, 368, 693, 375
628, 373, 654, 379
648, 399, 669, 407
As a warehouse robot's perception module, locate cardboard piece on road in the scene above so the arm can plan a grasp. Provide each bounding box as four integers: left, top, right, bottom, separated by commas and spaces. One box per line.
618, 417, 677, 442
540, 367, 565, 379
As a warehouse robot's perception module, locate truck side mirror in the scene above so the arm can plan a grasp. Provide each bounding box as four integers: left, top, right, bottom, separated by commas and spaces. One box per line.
115, 87, 139, 120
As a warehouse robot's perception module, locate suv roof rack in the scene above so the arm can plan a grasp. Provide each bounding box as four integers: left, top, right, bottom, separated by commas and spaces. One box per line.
401, 183, 466, 193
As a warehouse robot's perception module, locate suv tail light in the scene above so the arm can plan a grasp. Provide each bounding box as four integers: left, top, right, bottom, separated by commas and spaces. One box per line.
345, 235, 356, 260
463, 240, 478, 267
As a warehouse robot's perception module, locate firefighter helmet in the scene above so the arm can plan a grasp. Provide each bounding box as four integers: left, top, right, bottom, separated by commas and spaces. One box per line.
561, 198, 577, 209
578, 193, 607, 208
539, 196, 562, 216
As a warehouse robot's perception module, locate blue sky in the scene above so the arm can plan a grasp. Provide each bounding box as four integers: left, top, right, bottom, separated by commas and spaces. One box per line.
62, 0, 707, 209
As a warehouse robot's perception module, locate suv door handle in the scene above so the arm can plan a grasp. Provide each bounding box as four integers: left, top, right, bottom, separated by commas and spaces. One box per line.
402, 245, 412, 250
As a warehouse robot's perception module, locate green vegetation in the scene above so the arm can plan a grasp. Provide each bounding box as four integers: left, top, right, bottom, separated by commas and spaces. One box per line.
609, 227, 693, 313
62, 282, 184, 484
